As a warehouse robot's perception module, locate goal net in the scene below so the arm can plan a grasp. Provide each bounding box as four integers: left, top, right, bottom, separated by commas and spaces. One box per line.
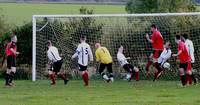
32, 13, 200, 81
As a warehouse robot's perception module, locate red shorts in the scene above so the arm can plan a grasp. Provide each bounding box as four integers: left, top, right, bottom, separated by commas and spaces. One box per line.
187, 62, 192, 72
153, 50, 163, 59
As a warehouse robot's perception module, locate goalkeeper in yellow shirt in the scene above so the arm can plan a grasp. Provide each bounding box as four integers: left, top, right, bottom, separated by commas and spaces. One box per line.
95, 43, 114, 82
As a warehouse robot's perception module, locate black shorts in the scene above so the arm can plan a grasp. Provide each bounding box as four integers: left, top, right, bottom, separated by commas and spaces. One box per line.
79, 64, 87, 71
179, 63, 188, 71
123, 64, 134, 73
99, 63, 113, 74
7, 55, 16, 69
52, 59, 63, 73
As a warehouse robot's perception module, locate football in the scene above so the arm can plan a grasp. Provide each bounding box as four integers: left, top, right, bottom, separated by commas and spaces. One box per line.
163, 62, 170, 69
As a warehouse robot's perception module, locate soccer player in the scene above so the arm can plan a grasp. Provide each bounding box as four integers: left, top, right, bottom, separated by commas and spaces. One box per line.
154, 42, 172, 81
117, 46, 139, 81
95, 43, 114, 82
146, 24, 164, 81
47, 40, 68, 85
5, 33, 19, 87
72, 36, 93, 86
181, 33, 197, 85
172, 35, 194, 86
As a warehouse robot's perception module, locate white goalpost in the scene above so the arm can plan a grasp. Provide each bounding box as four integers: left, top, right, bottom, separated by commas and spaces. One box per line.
32, 13, 200, 81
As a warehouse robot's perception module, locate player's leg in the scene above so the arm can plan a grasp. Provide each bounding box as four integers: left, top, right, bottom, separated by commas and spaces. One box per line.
145, 53, 153, 78
99, 63, 110, 82
49, 63, 56, 85
126, 64, 139, 81
153, 50, 163, 81
5, 56, 12, 86
187, 62, 197, 85
9, 56, 16, 85
123, 64, 133, 81
56, 60, 68, 85
133, 66, 139, 81
179, 63, 187, 86
107, 63, 114, 82
79, 64, 89, 86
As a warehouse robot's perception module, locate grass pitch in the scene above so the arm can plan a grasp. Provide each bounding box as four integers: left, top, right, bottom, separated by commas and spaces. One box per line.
0, 80, 200, 105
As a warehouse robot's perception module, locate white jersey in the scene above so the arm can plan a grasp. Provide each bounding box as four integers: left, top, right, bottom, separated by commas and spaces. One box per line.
47, 46, 62, 62
185, 39, 195, 63
117, 52, 129, 67
72, 42, 93, 66
158, 48, 171, 66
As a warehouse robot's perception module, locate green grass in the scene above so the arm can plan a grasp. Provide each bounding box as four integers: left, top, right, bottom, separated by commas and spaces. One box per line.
0, 3, 125, 26
0, 80, 200, 105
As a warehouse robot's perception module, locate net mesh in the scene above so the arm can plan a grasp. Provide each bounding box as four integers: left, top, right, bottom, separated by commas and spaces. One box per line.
35, 14, 200, 80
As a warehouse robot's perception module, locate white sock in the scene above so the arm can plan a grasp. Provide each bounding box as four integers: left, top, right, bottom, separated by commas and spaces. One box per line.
110, 77, 114, 82
126, 73, 131, 80
103, 75, 109, 80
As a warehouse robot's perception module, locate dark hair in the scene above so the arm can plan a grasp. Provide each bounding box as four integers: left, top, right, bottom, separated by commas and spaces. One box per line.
151, 24, 157, 28
80, 35, 86, 40
182, 33, 188, 39
47, 40, 52, 46
175, 35, 181, 40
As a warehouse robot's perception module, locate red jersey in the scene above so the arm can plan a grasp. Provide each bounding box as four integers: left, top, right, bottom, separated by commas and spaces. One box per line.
151, 31, 164, 50
178, 41, 190, 63
5, 42, 17, 57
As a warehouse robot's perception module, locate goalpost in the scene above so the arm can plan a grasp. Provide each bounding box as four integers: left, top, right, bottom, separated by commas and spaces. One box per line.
32, 13, 200, 81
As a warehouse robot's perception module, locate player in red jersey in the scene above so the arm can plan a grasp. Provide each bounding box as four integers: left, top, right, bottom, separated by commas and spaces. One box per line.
5, 32, 19, 86
172, 35, 196, 86
146, 24, 164, 81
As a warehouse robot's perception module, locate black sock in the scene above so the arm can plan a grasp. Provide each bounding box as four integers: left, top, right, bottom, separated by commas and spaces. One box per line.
180, 75, 186, 86
5, 73, 10, 85
9, 72, 15, 83
190, 74, 197, 84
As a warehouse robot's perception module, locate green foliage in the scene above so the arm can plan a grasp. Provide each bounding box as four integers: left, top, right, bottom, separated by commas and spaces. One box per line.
15, 23, 32, 65
125, 0, 197, 13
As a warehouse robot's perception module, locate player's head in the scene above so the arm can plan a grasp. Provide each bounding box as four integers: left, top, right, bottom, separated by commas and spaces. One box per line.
175, 35, 181, 44
11, 35, 17, 43
151, 24, 157, 32
118, 46, 124, 53
165, 42, 171, 49
80, 35, 86, 43
182, 33, 188, 40
47, 40, 52, 48
95, 43, 101, 49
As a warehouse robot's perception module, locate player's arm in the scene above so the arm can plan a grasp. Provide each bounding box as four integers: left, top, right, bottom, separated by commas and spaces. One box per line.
172, 50, 182, 57
71, 45, 80, 59
95, 50, 100, 62
146, 33, 153, 43
47, 51, 53, 61
88, 46, 93, 62
8, 43, 19, 55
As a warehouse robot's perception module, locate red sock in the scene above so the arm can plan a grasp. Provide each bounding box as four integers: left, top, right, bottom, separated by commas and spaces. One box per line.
60, 73, 66, 80
186, 75, 192, 85
146, 61, 153, 72
49, 74, 56, 85
82, 72, 89, 86
135, 72, 139, 81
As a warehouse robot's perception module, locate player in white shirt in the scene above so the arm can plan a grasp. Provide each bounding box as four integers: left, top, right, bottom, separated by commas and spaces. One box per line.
72, 36, 93, 86
117, 46, 139, 81
47, 40, 68, 85
154, 42, 171, 81
182, 34, 197, 84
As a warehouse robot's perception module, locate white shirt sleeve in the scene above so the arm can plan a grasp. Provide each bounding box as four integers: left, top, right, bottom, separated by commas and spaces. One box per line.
72, 45, 81, 59
185, 40, 195, 63
47, 51, 53, 61
88, 45, 93, 62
